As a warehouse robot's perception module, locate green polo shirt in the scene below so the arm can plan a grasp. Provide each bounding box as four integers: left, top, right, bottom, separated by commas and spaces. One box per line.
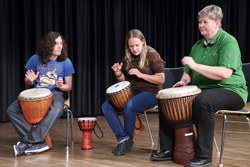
184, 28, 248, 103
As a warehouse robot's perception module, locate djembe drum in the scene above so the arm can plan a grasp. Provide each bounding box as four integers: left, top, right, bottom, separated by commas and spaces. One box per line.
106, 81, 144, 135
18, 88, 53, 148
77, 117, 97, 150
156, 85, 201, 165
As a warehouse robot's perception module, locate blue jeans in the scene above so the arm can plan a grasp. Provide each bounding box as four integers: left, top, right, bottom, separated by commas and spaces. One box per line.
7, 91, 64, 144
102, 91, 157, 143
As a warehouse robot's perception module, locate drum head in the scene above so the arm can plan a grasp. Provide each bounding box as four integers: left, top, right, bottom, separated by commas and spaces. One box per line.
78, 117, 97, 122
19, 88, 52, 98
106, 81, 131, 94
156, 85, 201, 99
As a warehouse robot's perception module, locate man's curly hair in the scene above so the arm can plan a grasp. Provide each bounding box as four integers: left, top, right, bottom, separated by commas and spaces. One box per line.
36, 31, 68, 64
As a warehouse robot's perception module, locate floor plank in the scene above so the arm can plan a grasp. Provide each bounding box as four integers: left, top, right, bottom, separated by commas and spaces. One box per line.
0, 113, 249, 167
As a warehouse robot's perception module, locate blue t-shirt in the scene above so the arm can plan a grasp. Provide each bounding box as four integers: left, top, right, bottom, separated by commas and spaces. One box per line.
25, 54, 75, 93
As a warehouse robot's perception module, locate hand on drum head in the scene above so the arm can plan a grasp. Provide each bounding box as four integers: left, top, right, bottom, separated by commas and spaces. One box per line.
112, 63, 123, 72
173, 81, 187, 88
173, 72, 191, 88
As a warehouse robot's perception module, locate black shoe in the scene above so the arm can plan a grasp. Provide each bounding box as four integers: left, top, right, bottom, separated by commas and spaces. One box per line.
185, 156, 212, 167
150, 150, 173, 161
112, 138, 134, 156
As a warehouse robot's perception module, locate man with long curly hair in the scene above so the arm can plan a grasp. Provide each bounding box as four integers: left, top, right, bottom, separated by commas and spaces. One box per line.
7, 32, 75, 156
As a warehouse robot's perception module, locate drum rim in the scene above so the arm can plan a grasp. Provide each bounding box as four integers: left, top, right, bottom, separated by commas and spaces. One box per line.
19, 88, 52, 98
156, 85, 201, 99
78, 117, 97, 121
18, 93, 53, 101
106, 81, 131, 94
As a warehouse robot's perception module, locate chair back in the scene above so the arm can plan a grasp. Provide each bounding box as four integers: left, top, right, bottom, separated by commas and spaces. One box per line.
162, 67, 184, 89
242, 63, 250, 102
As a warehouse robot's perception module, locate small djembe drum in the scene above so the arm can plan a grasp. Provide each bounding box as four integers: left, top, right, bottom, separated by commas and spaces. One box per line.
156, 85, 201, 165
77, 117, 97, 150
106, 81, 144, 135
18, 88, 53, 147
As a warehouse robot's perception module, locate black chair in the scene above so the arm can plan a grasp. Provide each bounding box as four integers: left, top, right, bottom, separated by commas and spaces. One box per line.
142, 67, 184, 148
216, 63, 250, 167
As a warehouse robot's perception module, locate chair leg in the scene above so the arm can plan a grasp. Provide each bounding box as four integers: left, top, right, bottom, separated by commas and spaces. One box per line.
219, 114, 227, 167
214, 136, 220, 156
246, 116, 250, 127
144, 110, 154, 147
66, 109, 74, 148
66, 109, 70, 149
157, 134, 160, 153
69, 110, 74, 144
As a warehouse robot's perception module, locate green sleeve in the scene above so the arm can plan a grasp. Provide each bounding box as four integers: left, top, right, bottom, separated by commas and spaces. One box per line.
218, 38, 241, 70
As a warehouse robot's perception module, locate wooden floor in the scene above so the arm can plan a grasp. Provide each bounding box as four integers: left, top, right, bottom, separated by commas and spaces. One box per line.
0, 113, 250, 167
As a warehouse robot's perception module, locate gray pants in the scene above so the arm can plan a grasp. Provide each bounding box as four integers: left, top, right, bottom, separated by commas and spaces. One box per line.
7, 91, 64, 144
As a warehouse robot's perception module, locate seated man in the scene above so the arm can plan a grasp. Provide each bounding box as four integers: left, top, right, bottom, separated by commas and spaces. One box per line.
7, 31, 75, 156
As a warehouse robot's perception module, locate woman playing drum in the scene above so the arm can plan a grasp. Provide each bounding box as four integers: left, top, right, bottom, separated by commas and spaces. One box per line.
150, 5, 248, 167
102, 29, 165, 156
7, 32, 75, 156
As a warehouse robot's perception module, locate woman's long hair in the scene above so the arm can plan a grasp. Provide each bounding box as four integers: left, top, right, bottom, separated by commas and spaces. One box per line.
124, 29, 156, 70
36, 31, 68, 64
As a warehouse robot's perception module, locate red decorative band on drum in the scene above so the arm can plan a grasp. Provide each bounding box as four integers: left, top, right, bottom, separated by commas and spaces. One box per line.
19, 94, 53, 102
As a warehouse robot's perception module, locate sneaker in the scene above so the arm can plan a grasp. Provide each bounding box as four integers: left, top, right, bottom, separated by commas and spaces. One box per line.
112, 138, 134, 156
13, 141, 28, 157
24, 141, 50, 155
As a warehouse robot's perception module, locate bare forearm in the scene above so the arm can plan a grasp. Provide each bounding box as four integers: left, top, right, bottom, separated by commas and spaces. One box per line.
181, 72, 191, 84
24, 77, 34, 86
58, 83, 72, 91
115, 71, 125, 82
140, 73, 165, 84
192, 64, 233, 80
59, 75, 73, 91
173, 72, 191, 87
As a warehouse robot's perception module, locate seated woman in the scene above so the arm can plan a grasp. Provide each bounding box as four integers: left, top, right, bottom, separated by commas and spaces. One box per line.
150, 5, 248, 167
102, 29, 165, 156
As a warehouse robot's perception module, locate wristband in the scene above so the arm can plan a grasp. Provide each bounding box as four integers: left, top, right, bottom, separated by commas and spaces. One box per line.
115, 71, 123, 78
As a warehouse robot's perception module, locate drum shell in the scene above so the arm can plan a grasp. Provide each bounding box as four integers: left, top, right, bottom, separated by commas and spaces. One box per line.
107, 85, 133, 110
158, 94, 197, 127
18, 93, 53, 124
78, 119, 96, 131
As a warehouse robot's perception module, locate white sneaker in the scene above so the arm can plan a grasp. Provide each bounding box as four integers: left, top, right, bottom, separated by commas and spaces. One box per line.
13, 141, 28, 156
24, 142, 50, 155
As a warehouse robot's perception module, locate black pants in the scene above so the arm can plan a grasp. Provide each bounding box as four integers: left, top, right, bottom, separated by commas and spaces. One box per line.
158, 88, 245, 158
